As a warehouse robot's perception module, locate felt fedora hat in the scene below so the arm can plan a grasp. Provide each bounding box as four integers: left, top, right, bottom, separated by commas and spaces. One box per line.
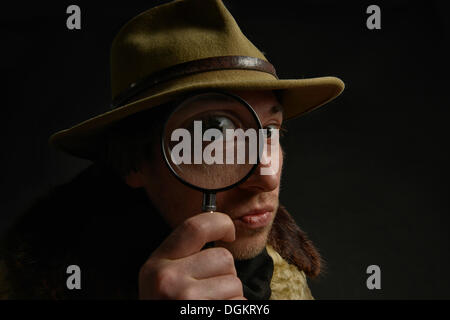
50, 0, 344, 160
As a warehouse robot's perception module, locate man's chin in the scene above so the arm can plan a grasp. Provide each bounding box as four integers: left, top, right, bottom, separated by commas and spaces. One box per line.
216, 225, 271, 260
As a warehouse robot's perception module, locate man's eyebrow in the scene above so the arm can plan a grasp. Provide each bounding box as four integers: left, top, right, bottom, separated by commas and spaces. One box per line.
270, 104, 284, 115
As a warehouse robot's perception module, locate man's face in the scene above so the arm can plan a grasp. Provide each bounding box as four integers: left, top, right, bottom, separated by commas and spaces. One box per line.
130, 90, 284, 260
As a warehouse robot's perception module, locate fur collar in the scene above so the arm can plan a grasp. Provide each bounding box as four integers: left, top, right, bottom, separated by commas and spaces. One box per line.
268, 205, 322, 278
267, 245, 314, 300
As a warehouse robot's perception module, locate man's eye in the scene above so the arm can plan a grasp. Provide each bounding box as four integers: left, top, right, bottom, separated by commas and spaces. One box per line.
263, 124, 279, 139
203, 115, 236, 133
185, 115, 237, 136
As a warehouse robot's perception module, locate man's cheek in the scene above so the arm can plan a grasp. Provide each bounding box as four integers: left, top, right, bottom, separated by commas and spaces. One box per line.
260, 141, 282, 176
275, 145, 284, 180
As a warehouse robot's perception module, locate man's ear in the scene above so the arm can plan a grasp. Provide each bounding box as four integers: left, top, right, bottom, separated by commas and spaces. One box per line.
125, 170, 145, 188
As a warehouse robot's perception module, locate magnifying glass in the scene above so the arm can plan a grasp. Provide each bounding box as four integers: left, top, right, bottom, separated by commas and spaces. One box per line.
161, 91, 262, 213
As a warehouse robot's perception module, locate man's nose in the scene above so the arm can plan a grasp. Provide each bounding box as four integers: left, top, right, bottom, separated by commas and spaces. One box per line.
237, 151, 280, 192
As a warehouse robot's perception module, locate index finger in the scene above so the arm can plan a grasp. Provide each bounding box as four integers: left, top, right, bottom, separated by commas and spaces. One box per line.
152, 212, 235, 260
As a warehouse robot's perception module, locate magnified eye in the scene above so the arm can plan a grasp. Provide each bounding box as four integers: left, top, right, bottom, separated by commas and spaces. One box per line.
183, 114, 238, 141
202, 115, 236, 134
263, 124, 279, 139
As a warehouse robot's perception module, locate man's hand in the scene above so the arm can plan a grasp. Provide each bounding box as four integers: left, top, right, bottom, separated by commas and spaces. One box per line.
138, 212, 245, 300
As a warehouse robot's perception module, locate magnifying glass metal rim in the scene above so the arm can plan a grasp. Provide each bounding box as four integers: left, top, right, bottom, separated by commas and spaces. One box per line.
161, 89, 263, 193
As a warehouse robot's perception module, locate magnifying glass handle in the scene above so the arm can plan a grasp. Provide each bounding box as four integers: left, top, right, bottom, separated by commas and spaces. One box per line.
202, 192, 216, 250
202, 192, 216, 213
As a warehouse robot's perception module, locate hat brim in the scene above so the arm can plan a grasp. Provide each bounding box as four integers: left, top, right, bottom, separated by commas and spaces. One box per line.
50, 71, 344, 160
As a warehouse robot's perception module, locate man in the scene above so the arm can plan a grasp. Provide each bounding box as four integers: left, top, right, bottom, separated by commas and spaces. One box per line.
0, 0, 344, 299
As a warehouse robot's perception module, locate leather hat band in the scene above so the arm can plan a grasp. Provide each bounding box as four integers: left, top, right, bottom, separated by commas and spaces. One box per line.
110, 56, 278, 109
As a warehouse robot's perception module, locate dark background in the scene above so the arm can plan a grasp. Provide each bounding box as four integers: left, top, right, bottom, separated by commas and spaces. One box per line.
1, 0, 449, 299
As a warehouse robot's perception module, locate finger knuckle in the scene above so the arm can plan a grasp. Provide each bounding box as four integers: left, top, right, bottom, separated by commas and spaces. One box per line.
214, 247, 234, 269
154, 267, 179, 298
183, 217, 207, 240
139, 260, 179, 299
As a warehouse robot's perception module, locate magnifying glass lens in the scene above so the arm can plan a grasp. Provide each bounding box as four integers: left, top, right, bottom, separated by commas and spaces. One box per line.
162, 92, 261, 192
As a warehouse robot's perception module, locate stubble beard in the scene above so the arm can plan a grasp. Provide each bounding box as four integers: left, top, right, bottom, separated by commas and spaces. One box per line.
216, 216, 275, 260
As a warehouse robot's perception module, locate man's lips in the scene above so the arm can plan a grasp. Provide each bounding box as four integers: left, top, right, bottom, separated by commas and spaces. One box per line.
233, 207, 274, 229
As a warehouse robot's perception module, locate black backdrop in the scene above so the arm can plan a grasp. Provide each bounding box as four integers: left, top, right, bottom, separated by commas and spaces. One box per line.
1, 0, 449, 299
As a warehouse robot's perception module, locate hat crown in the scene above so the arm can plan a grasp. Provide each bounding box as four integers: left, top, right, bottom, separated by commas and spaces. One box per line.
110, 0, 267, 99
